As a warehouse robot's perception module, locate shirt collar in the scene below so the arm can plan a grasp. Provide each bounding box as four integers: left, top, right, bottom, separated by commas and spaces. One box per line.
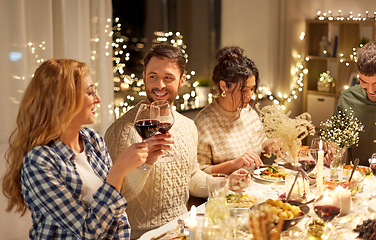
47, 129, 93, 164
212, 98, 249, 121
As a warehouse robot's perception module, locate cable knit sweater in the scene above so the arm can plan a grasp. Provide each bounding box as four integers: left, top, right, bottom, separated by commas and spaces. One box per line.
194, 99, 267, 174
104, 101, 208, 239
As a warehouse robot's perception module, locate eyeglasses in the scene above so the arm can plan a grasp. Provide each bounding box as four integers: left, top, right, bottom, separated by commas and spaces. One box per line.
86, 87, 98, 98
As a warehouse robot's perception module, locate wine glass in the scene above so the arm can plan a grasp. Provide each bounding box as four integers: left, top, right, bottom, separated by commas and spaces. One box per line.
298, 149, 317, 174
310, 138, 332, 176
310, 138, 328, 153
134, 103, 160, 169
313, 188, 341, 238
369, 154, 376, 198
151, 100, 175, 162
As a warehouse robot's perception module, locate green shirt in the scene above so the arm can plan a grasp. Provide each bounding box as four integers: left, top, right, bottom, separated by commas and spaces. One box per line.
333, 85, 376, 166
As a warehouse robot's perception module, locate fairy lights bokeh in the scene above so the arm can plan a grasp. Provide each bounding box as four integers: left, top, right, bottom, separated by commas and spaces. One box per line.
111, 10, 375, 116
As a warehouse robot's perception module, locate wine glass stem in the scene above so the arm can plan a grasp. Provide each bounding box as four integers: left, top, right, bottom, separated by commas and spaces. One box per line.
138, 139, 149, 170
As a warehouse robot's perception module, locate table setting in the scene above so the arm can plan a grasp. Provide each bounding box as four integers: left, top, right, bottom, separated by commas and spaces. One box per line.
139, 105, 376, 240
139, 163, 376, 240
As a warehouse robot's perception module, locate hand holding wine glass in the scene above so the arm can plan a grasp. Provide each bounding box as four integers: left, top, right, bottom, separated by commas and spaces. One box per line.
134, 103, 160, 169
151, 100, 175, 162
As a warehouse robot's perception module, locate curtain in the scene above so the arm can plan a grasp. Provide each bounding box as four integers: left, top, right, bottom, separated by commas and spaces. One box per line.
0, 0, 113, 239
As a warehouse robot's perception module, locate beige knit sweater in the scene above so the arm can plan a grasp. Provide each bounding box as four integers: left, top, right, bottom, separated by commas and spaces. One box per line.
104, 101, 208, 239
194, 99, 267, 174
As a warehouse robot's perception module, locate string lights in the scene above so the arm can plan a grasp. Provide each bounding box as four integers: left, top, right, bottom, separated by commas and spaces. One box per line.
112, 17, 199, 118
112, 10, 374, 114
257, 10, 375, 109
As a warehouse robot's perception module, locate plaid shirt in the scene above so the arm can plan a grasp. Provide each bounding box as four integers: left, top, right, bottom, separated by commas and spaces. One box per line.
21, 127, 130, 239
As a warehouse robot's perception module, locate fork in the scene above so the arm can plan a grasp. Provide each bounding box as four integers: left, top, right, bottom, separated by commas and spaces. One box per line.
177, 218, 189, 235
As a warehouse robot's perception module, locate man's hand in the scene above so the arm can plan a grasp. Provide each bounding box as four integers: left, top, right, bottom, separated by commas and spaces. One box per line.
144, 132, 174, 164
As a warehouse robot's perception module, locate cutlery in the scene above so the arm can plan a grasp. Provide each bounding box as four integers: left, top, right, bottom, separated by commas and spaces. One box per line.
152, 232, 167, 240
348, 158, 360, 182
177, 218, 189, 235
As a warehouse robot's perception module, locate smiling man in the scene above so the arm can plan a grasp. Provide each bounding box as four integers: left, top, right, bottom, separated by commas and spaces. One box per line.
333, 41, 376, 166
104, 44, 209, 239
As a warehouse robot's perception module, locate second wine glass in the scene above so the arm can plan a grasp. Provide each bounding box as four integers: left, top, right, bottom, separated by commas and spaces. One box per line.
152, 100, 175, 162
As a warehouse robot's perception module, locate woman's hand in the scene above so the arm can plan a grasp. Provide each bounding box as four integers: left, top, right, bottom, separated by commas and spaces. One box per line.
232, 151, 262, 170
117, 142, 149, 171
229, 168, 251, 191
324, 149, 333, 167
107, 142, 148, 191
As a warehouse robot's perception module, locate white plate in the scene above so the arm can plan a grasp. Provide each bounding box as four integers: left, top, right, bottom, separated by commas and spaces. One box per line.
138, 224, 175, 240
252, 167, 291, 184
369, 198, 376, 213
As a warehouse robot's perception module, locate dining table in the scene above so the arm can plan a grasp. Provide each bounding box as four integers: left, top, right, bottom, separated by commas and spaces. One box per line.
139, 168, 376, 240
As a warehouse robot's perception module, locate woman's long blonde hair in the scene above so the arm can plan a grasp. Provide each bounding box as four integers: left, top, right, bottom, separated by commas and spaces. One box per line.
2, 59, 89, 215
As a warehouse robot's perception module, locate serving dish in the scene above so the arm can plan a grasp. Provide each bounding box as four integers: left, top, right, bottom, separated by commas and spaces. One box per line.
323, 169, 365, 196
250, 200, 310, 231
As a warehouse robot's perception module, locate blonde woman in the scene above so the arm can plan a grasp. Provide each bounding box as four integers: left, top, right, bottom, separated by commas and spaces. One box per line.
2, 59, 148, 239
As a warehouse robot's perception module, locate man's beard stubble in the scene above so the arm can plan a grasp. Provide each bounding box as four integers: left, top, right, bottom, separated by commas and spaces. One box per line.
146, 87, 178, 105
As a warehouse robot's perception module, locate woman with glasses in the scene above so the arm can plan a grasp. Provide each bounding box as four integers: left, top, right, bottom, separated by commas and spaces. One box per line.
2, 59, 148, 239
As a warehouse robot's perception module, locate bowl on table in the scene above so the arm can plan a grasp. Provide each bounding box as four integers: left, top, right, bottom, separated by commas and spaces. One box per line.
250, 199, 310, 231
323, 170, 365, 196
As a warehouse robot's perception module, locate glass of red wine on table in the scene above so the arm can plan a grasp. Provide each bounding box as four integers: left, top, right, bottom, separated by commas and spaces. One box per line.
151, 100, 175, 162
298, 149, 317, 174
134, 103, 160, 170
313, 187, 342, 238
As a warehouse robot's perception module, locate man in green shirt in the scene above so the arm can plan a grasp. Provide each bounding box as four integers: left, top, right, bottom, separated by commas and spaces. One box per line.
333, 41, 376, 166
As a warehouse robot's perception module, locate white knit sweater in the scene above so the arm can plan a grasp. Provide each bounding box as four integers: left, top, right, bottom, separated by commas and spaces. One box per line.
104, 101, 208, 239
194, 99, 267, 174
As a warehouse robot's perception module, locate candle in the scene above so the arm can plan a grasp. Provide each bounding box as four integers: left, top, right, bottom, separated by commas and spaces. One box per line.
317, 140, 324, 195
187, 205, 198, 240
334, 186, 351, 215
319, 190, 334, 205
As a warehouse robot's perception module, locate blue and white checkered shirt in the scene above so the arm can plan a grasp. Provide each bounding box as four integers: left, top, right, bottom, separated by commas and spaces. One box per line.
21, 127, 130, 239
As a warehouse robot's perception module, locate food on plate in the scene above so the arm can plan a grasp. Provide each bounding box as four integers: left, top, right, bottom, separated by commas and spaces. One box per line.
323, 178, 363, 196
342, 163, 373, 177
264, 198, 304, 221
150, 225, 188, 240
354, 219, 376, 239
259, 166, 288, 181
226, 193, 258, 208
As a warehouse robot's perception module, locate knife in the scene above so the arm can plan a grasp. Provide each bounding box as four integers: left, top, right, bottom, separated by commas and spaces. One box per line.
348, 158, 359, 182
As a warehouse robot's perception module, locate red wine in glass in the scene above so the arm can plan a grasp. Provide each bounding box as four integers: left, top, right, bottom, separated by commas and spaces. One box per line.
151, 100, 175, 161
298, 149, 317, 174
134, 103, 160, 170
299, 159, 316, 173
158, 122, 173, 134
134, 120, 160, 140
314, 205, 340, 222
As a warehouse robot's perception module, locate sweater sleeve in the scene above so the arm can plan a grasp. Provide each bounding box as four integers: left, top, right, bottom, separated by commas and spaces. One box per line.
104, 113, 152, 202
188, 120, 209, 198
194, 111, 214, 174
196, 130, 214, 174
